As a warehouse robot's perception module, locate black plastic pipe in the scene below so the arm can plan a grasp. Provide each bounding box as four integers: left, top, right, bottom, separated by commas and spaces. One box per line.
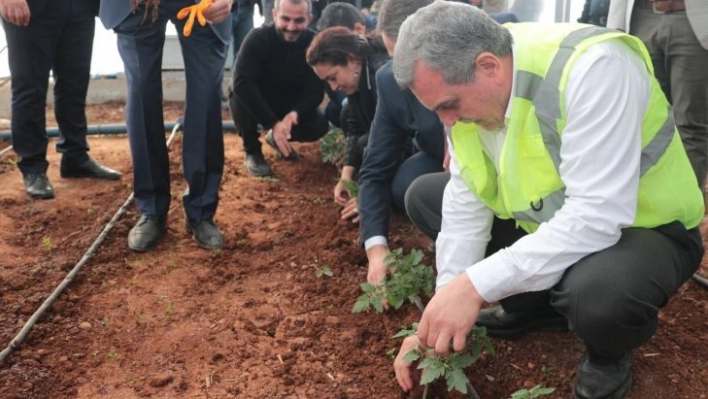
0, 121, 237, 141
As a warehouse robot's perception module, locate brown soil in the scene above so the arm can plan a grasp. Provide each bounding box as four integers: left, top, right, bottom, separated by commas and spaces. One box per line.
0, 102, 706, 399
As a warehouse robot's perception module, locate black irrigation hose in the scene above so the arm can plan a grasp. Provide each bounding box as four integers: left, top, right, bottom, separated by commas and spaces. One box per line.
0, 120, 184, 364
693, 272, 708, 289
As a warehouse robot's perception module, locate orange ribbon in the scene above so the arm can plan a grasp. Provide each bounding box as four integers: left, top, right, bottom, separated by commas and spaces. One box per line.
177, 0, 213, 37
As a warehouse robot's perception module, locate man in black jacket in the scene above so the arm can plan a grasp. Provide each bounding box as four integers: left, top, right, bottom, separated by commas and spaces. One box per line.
229, 0, 328, 177
1, 0, 121, 199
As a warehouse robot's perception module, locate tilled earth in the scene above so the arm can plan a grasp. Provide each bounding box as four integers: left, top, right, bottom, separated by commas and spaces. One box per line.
0, 103, 706, 399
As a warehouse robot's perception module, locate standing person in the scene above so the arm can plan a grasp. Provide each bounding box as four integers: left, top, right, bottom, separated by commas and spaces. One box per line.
229, 0, 328, 177
390, 3, 704, 399
1, 0, 121, 200
99, 0, 233, 252
231, 0, 256, 59
262, 0, 274, 23
608, 0, 708, 190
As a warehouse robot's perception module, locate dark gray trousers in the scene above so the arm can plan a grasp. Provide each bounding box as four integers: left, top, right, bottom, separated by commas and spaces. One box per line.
405, 172, 703, 358
631, 8, 708, 190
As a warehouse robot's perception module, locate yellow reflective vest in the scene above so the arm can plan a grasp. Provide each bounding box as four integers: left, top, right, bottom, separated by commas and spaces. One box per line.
451, 23, 704, 233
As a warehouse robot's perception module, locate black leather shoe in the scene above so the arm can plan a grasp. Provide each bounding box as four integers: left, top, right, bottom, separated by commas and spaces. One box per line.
244, 153, 273, 177
574, 352, 632, 399
60, 158, 121, 180
265, 129, 299, 160
185, 218, 223, 249
476, 305, 569, 338
23, 173, 55, 199
128, 215, 167, 252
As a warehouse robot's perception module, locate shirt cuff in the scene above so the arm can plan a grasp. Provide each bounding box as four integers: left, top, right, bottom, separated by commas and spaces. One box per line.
465, 251, 516, 303
364, 236, 388, 250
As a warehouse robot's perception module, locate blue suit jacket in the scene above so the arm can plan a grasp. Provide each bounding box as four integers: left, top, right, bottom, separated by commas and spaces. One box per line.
357, 61, 445, 243
98, 0, 230, 43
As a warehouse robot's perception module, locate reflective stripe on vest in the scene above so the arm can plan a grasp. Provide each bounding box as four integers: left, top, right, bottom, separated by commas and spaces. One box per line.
510, 26, 676, 225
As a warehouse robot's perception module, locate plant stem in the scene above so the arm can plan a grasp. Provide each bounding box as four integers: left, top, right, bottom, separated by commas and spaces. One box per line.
422, 383, 429, 399
466, 382, 481, 399
410, 296, 425, 313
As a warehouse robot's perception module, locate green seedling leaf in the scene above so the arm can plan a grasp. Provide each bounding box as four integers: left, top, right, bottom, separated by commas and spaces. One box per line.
446, 367, 470, 393
510, 385, 556, 399
320, 128, 346, 164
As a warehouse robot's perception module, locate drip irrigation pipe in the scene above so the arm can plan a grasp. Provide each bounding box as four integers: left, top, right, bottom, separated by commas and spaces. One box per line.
693, 272, 708, 289
0, 120, 184, 364
0, 121, 237, 141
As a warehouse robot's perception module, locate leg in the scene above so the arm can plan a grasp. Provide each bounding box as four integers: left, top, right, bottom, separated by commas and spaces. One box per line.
662, 14, 708, 189
552, 223, 702, 357
231, 4, 254, 59
114, 6, 171, 218
52, 2, 94, 166
174, 4, 228, 222
2, 11, 62, 175
551, 223, 701, 398
391, 151, 443, 211
262, 0, 275, 24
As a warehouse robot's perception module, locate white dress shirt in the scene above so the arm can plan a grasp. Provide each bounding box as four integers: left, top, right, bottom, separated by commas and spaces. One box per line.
436, 38, 652, 302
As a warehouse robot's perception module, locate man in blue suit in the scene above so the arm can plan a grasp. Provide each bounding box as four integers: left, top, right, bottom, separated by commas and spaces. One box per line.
1, 0, 121, 200
99, 0, 233, 252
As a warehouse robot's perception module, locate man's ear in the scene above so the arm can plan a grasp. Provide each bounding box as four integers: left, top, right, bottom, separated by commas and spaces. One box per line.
475, 52, 501, 77
308, 13, 314, 25
353, 22, 366, 35
271, 8, 277, 23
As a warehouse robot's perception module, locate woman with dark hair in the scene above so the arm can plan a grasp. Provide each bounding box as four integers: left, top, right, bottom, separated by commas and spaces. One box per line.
306, 27, 390, 214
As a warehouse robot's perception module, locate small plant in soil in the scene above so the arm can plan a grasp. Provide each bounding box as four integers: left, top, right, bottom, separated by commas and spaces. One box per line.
319, 128, 346, 164
352, 248, 434, 313
314, 264, 334, 278
509, 385, 555, 399
393, 323, 494, 396
42, 236, 54, 253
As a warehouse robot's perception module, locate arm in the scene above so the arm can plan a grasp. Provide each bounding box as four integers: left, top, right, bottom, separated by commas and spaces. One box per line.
232, 29, 281, 129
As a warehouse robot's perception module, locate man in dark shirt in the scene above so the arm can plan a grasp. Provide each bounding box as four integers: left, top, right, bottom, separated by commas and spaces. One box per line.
229, 0, 328, 177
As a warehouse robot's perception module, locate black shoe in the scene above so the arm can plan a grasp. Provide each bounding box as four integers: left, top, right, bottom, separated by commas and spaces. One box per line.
185, 218, 223, 249
244, 153, 273, 177
574, 352, 632, 399
60, 158, 121, 180
475, 305, 569, 338
23, 173, 55, 199
128, 215, 167, 252
265, 129, 299, 160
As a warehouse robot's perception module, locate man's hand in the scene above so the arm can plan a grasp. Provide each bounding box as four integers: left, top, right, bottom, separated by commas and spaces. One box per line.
203, 0, 233, 24
0, 0, 30, 26
272, 112, 297, 156
394, 335, 423, 392
417, 272, 484, 356
366, 245, 389, 286
341, 197, 359, 223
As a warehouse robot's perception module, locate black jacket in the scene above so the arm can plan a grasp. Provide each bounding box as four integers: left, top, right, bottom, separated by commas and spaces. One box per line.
232, 25, 325, 128
341, 47, 390, 168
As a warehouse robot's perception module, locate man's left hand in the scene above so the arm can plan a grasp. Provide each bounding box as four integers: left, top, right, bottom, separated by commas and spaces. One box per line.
417, 272, 484, 356
341, 197, 359, 223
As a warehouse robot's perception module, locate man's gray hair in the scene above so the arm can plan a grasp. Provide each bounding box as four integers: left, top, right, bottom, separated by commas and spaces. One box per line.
377, 0, 434, 41
393, 1, 513, 89
274, 0, 312, 14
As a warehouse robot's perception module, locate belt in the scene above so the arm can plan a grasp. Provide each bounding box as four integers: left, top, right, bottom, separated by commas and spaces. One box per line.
641, 0, 686, 13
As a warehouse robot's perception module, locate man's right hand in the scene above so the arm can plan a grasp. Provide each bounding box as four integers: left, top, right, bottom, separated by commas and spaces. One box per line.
366, 245, 390, 286
0, 0, 30, 26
